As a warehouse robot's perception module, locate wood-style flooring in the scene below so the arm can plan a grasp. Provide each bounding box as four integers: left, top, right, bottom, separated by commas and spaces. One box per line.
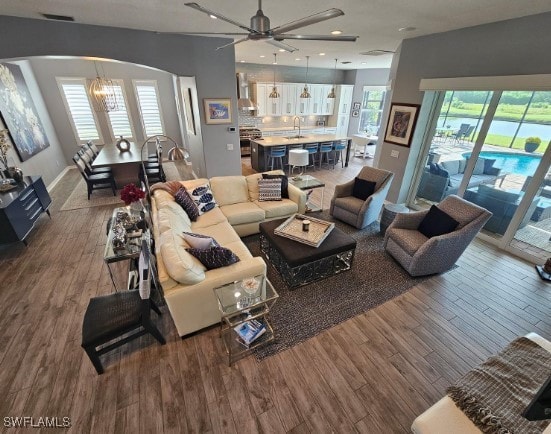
0, 157, 550, 434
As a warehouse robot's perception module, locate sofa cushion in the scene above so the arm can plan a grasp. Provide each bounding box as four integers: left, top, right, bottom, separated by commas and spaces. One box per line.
440, 160, 460, 175
220, 202, 265, 226
182, 178, 210, 191
334, 196, 364, 215
210, 176, 249, 206
191, 221, 242, 246
258, 178, 282, 201
174, 187, 199, 221
469, 174, 491, 187
483, 158, 497, 174
352, 178, 376, 200
190, 184, 217, 214
246, 170, 285, 201
159, 230, 206, 284
153, 189, 176, 209
472, 158, 485, 175
190, 207, 227, 229
186, 246, 240, 270
478, 184, 520, 203
418, 205, 459, 238
254, 199, 298, 218
224, 240, 254, 261
157, 201, 191, 235
262, 173, 289, 198
458, 159, 467, 174
388, 228, 428, 256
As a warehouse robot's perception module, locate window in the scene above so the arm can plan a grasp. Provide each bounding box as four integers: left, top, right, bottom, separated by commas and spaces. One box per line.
106, 80, 135, 140
57, 78, 102, 143
134, 80, 165, 137
358, 87, 386, 135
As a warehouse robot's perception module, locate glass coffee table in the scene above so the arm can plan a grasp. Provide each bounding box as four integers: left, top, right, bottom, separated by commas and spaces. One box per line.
289, 175, 325, 212
213, 275, 278, 366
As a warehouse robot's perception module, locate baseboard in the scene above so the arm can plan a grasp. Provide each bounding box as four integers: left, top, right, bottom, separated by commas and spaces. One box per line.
47, 166, 72, 192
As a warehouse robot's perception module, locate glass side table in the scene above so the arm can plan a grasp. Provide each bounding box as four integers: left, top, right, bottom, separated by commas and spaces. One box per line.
289, 175, 325, 212
213, 275, 278, 366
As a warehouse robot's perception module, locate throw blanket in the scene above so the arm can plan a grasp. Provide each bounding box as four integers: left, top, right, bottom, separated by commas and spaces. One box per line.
150, 181, 182, 196
447, 337, 551, 434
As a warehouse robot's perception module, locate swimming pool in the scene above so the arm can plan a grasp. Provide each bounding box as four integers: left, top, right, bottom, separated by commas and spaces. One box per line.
462, 151, 542, 177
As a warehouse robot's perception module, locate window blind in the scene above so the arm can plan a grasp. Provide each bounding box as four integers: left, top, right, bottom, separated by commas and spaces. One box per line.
135, 81, 164, 137
60, 81, 100, 142
107, 83, 134, 139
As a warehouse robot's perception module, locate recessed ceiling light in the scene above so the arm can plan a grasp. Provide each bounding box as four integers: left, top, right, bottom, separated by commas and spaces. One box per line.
278, 49, 285, 52
240, 60, 245, 63
398, 26, 416, 32
361, 62, 367, 64
209, 14, 217, 19
331, 30, 342, 35
259, 55, 265, 58
295, 58, 301, 61
319, 52, 326, 56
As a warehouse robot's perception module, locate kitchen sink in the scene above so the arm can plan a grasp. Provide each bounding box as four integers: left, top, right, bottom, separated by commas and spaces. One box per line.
285, 135, 307, 139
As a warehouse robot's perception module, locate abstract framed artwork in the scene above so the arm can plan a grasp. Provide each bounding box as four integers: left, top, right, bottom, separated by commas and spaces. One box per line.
203, 98, 232, 125
383, 103, 420, 147
0, 63, 49, 161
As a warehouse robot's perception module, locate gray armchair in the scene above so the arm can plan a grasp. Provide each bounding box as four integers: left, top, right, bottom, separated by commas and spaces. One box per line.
330, 166, 394, 229
384, 195, 492, 276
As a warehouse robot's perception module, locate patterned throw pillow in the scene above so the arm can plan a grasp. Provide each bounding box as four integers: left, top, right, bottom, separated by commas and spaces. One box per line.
186, 247, 240, 270
258, 178, 282, 201
190, 184, 217, 214
262, 174, 289, 198
181, 232, 219, 249
174, 187, 199, 221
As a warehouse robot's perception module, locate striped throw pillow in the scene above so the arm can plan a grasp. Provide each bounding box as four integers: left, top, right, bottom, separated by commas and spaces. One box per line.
258, 178, 282, 201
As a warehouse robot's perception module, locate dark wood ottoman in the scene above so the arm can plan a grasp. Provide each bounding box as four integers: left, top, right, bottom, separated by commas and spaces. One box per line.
259, 218, 356, 288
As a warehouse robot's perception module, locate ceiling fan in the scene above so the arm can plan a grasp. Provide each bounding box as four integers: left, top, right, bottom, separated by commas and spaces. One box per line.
180, 0, 358, 52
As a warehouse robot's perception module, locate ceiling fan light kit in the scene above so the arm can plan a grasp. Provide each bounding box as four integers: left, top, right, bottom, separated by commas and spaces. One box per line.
183, 0, 358, 52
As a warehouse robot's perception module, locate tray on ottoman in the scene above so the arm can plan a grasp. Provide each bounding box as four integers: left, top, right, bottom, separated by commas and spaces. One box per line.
274, 214, 334, 247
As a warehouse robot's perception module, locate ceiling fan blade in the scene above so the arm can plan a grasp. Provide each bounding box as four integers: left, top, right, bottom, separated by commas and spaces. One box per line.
265, 39, 298, 53
164, 32, 249, 36
216, 37, 250, 50
270, 8, 344, 35
274, 34, 358, 42
184, 2, 256, 33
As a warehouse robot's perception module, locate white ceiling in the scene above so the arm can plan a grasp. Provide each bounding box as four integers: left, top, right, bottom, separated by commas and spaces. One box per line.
2, 0, 551, 70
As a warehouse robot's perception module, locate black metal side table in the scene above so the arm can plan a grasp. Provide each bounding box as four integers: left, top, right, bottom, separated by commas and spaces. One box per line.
380, 203, 409, 235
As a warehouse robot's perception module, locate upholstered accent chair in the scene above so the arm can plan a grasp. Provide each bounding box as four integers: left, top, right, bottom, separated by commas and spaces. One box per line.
384, 195, 492, 277
330, 166, 394, 229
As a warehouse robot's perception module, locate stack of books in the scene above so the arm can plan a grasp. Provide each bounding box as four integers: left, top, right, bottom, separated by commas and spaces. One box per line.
234, 319, 266, 348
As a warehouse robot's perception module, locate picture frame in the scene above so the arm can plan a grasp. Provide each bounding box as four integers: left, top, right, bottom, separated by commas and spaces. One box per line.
203, 98, 232, 124
0, 62, 50, 161
384, 103, 420, 147
352, 102, 361, 110
351, 109, 360, 117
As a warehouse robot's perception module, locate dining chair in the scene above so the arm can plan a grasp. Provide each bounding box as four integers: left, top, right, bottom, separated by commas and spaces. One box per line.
74, 152, 112, 176
73, 156, 117, 200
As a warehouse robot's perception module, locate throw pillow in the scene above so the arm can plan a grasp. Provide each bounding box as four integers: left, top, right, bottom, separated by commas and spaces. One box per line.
181, 232, 219, 249
434, 163, 449, 178
190, 184, 217, 214
258, 178, 282, 201
352, 178, 376, 201
174, 187, 199, 221
472, 158, 485, 175
262, 173, 289, 198
418, 205, 459, 238
483, 158, 497, 173
186, 246, 240, 270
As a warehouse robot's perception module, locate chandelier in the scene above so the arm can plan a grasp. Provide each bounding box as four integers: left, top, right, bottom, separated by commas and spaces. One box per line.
89, 62, 119, 112
300, 56, 311, 99
268, 53, 280, 99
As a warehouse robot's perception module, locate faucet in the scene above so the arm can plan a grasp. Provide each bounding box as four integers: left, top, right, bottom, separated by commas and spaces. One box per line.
293, 116, 301, 138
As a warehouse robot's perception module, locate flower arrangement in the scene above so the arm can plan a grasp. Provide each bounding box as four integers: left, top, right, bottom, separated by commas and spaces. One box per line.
120, 183, 145, 205
0, 129, 10, 170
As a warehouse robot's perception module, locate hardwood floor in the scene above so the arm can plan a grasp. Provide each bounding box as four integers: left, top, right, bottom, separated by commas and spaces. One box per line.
1, 160, 549, 434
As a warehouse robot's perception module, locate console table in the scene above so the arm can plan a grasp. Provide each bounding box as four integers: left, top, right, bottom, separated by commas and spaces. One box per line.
0, 176, 52, 246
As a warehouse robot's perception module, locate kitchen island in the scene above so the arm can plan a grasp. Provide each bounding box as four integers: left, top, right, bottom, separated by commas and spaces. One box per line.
250, 134, 352, 172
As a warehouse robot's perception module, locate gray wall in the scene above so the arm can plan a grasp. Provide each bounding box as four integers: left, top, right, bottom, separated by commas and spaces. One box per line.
236, 63, 346, 85
0, 15, 241, 179
27, 57, 181, 164
0, 60, 67, 186
376, 11, 551, 202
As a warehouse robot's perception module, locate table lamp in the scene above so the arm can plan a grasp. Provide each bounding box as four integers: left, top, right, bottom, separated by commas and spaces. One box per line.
288, 149, 309, 179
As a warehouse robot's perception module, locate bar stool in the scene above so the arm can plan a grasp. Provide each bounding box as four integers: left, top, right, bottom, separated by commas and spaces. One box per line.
285, 144, 304, 172
333, 140, 347, 168
318, 142, 335, 169
303, 143, 319, 171
288, 149, 309, 176
266, 146, 286, 170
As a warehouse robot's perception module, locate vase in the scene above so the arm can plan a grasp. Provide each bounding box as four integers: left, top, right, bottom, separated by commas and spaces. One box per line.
525, 142, 539, 153
3, 167, 23, 182
116, 136, 131, 152
129, 201, 144, 214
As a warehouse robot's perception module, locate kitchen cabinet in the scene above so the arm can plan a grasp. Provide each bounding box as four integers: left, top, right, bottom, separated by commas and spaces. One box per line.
336, 114, 350, 136
254, 83, 267, 116
280, 83, 297, 116
337, 85, 354, 115
321, 85, 335, 115
310, 84, 324, 115
295, 84, 311, 115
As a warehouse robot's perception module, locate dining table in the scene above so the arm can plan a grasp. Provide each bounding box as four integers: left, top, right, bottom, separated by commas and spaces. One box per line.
92, 141, 144, 188
351, 134, 378, 159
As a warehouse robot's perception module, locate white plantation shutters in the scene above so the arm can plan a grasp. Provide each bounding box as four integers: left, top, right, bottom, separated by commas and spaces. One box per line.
134, 80, 165, 137
58, 78, 101, 143
106, 81, 135, 140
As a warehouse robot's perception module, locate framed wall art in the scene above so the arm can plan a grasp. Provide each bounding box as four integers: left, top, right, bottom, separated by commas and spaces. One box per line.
351, 110, 360, 117
352, 102, 361, 110
203, 98, 232, 125
383, 103, 420, 147
0, 62, 49, 161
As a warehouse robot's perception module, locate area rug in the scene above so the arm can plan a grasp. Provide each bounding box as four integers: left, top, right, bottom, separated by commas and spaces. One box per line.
243, 211, 433, 361
60, 162, 191, 211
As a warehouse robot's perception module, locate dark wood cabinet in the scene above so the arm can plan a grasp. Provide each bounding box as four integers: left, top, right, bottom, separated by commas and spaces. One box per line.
0, 176, 51, 246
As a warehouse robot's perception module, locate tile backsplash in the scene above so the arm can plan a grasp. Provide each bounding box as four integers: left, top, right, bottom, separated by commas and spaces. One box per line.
238, 112, 328, 129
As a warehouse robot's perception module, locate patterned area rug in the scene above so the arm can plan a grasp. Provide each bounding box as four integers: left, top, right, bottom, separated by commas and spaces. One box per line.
60, 162, 192, 211
243, 211, 433, 360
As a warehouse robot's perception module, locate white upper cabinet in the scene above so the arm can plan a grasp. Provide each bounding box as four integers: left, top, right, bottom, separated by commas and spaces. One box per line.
281, 83, 297, 116
321, 85, 335, 115
296, 84, 311, 115
265, 85, 282, 116
337, 85, 354, 115
254, 83, 267, 116
310, 84, 324, 115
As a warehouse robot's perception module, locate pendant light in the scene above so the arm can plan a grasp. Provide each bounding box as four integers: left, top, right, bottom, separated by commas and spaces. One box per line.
89, 61, 119, 112
327, 58, 338, 99
268, 53, 280, 98
300, 56, 311, 99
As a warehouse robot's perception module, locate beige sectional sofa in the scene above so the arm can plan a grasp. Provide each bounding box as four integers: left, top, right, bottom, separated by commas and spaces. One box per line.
151, 170, 307, 337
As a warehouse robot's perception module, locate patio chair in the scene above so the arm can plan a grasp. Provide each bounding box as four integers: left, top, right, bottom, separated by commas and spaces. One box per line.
452, 123, 471, 143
